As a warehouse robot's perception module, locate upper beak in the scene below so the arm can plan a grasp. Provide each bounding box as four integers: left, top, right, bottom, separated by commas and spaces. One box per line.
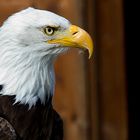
48, 25, 94, 58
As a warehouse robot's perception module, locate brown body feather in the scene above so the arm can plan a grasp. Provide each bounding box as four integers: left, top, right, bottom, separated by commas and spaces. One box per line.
0, 96, 63, 140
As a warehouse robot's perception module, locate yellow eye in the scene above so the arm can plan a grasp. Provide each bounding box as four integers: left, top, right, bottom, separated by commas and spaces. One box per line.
44, 27, 55, 36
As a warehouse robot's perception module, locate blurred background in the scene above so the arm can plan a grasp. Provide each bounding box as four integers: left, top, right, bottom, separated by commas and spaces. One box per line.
0, 0, 129, 140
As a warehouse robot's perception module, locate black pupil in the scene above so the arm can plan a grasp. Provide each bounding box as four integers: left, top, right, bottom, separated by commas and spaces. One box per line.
48, 28, 52, 32
0, 85, 3, 91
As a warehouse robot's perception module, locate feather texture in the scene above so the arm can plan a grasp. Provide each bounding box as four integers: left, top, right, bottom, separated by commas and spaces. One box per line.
0, 8, 69, 107
0, 95, 63, 140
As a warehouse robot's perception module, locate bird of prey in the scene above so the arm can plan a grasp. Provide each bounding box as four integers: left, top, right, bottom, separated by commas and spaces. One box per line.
0, 8, 93, 140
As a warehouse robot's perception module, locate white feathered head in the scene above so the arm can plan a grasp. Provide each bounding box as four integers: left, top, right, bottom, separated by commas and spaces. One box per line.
0, 8, 93, 108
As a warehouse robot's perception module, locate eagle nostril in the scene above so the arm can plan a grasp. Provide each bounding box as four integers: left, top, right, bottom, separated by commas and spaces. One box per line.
72, 31, 78, 35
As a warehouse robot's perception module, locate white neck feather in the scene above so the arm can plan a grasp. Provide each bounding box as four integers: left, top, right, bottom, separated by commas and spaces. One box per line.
0, 7, 69, 108
0, 36, 56, 108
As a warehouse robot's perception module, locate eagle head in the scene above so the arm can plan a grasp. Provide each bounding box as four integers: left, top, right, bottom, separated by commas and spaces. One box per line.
0, 8, 93, 108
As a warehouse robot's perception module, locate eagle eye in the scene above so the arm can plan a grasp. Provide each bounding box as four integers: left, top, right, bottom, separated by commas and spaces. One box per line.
44, 27, 56, 36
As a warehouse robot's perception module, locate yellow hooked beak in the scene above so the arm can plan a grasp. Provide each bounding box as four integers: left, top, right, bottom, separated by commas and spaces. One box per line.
48, 25, 93, 58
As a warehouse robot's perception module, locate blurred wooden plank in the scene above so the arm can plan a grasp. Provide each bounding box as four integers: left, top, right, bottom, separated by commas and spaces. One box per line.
0, 0, 33, 25
83, 0, 99, 139
95, 0, 128, 140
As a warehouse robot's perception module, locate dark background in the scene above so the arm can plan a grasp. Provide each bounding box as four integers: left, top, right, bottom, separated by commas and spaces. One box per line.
124, 1, 137, 139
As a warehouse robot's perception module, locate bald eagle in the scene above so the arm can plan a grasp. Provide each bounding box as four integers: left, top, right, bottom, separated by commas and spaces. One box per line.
0, 8, 93, 140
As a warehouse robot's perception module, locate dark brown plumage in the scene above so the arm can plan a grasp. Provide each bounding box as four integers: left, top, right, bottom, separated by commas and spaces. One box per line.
0, 96, 63, 140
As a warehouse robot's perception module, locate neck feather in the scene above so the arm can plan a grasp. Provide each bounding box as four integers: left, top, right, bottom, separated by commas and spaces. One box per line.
0, 44, 55, 108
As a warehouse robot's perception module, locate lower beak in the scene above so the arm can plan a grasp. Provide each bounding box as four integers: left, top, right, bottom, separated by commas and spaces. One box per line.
48, 25, 94, 58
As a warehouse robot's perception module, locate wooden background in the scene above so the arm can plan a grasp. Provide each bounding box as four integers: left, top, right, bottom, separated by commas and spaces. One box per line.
0, 0, 128, 140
